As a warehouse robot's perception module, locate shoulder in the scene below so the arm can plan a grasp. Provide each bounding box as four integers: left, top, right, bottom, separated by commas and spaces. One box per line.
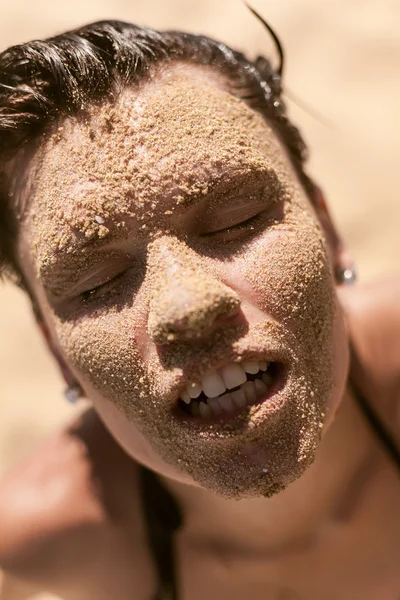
339, 274, 400, 418
0, 409, 148, 592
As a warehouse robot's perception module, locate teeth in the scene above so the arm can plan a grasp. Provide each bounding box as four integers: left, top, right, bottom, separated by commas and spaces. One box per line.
242, 360, 259, 374
241, 380, 257, 404
182, 359, 275, 418
191, 402, 201, 417
231, 388, 247, 408
254, 378, 268, 398
207, 397, 222, 416
218, 393, 235, 413
261, 372, 273, 387
199, 402, 212, 419
201, 372, 226, 398
181, 390, 191, 404
188, 381, 202, 399
220, 363, 247, 389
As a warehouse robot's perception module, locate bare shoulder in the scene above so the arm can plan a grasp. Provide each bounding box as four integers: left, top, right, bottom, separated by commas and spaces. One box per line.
0, 409, 154, 598
339, 274, 400, 418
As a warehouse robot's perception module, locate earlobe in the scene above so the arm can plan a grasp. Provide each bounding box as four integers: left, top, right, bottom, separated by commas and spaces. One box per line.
312, 186, 357, 285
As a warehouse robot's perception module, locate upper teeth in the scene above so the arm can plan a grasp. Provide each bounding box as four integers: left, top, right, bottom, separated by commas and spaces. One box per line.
180, 360, 269, 405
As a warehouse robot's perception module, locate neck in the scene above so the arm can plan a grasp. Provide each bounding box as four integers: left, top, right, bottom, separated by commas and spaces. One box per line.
161, 389, 355, 556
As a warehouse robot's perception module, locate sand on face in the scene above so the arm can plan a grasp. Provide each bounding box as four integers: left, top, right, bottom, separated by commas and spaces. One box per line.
0, 1, 399, 598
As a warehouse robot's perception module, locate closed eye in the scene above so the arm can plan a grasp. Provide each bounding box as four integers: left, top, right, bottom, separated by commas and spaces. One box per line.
201, 212, 265, 238
79, 270, 129, 304
199, 197, 284, 243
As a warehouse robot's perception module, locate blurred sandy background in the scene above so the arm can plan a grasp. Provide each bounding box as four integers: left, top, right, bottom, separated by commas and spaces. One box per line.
0, 0, 399, 597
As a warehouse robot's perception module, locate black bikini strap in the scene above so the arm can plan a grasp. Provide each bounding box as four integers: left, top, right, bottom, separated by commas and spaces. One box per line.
140, 465, 182, 600
349, 341, 400, 473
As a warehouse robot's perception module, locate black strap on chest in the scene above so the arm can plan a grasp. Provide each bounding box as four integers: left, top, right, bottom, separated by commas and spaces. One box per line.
140, 464, 182, 600
349, 341, 400, 474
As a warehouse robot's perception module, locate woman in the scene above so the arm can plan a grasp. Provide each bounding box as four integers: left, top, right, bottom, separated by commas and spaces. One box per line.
0, 19, 399, 600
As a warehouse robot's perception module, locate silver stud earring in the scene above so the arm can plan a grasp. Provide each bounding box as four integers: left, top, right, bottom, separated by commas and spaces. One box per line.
64, 385, 82, 404
337, 267, 357, 285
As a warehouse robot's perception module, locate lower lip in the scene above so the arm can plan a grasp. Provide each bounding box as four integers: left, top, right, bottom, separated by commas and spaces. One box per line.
174, 364, 288, 430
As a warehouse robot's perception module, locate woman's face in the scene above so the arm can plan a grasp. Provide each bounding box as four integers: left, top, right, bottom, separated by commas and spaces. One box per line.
18, 64, 348, 499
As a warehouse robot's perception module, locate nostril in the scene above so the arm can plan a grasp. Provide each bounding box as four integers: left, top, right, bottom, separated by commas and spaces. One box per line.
212, 307, 243, 329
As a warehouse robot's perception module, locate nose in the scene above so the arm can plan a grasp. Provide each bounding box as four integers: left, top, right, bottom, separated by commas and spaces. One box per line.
147, 237, 240, 344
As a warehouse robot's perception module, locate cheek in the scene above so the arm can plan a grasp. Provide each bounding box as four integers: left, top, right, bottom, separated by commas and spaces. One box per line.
53, 301, 153, 411
234, 214, 335, 349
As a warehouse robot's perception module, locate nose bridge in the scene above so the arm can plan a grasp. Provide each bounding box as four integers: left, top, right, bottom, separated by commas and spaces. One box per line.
147, 236, 240, 344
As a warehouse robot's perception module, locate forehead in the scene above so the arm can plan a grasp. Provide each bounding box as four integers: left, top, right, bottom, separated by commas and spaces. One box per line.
23, 64, 289, 268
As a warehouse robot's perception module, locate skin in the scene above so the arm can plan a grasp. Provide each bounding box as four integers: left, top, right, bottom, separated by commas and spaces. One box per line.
0, 64, 399, 599
18, 64, 348, 498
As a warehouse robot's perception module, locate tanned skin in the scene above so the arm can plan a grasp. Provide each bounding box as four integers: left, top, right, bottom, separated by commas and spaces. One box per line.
0, 277, 399, 600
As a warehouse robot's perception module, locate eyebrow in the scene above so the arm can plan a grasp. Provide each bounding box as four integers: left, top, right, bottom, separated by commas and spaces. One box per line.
166, 165, 281, 209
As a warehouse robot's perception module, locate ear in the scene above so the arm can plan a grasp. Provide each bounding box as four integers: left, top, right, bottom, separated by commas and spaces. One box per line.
311, 185, 355, 280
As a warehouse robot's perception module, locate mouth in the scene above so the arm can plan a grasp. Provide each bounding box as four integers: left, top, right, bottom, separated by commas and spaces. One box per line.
176, 358, 285, 422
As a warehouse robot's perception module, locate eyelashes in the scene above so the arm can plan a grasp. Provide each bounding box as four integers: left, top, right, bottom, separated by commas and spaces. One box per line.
200, 211, 269, 242
79, 270, 129, 305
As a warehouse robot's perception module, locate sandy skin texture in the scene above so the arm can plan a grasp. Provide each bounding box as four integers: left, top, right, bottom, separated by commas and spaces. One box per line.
21, 66, 337, 499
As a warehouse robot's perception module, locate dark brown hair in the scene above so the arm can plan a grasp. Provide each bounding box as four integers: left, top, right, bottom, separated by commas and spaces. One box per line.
0, 20, 310, 285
